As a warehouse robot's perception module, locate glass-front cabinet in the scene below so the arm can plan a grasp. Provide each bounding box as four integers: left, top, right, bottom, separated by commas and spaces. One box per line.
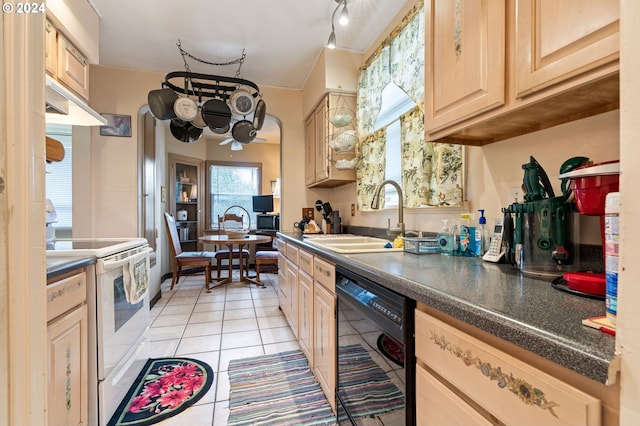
169, 154, 203, 251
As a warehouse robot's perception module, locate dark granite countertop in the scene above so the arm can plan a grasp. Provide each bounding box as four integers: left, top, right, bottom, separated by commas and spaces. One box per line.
46, 256, 95, 282
277, 232, 617, 384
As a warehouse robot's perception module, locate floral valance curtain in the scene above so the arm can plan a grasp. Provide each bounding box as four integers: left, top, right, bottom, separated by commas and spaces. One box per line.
356, 0, 464, 210
400, 107, 463, 207
356, 129, 386, 210
357, 4, 424, 138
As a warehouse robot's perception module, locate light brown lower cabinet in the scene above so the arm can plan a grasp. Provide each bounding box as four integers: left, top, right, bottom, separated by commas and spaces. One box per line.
298, 269, 314, 365
46, 271, 88, 426
313, 278, 336, 412
415, 309, 602, 426
416, 365, 494, 425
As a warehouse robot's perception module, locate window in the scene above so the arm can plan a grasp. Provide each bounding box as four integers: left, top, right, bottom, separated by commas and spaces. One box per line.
207, 162, 261, 230
375, 83, 416, 207
45, 123, 73, 229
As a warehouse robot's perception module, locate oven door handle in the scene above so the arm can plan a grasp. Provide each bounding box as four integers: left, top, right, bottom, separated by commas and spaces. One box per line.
99, 247, 152, 270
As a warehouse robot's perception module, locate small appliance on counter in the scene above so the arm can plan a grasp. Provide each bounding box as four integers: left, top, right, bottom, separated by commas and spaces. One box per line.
502, 156, 579, 278
554, 160, 620, 298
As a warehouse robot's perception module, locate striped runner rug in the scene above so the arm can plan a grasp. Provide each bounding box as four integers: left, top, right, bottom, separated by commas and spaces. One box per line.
337, 344, 405, 420
227, 349, 336, 425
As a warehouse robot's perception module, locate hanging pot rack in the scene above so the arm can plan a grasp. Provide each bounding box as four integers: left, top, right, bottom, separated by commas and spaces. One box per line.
163, 71, 261, 101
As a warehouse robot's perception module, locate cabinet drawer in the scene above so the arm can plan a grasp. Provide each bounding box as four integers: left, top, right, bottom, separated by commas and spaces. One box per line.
415, 310, 601, 426
277, 239, 287, 255
416, 364, 493, 426
47, 272, 86, 322
313, 257, 334, 293
286, 244, 299, 264
298, 249, 314, 276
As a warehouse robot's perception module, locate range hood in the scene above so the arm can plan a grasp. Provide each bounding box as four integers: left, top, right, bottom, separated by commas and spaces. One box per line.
45, 75, 107, 126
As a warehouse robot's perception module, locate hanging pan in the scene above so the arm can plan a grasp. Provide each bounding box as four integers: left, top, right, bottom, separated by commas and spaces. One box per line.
147, 86, 178, 120
253, 99, 266, 131
231, 119, 257, 143
202, 98, 232, 130
230, 87, 256, 116
170, 118, 203, 143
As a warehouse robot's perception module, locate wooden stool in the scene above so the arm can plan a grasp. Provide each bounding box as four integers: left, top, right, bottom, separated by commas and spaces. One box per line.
255, 251, 278, 283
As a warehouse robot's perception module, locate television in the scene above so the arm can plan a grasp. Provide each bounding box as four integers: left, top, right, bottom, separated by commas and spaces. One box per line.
252, 194, 274, 214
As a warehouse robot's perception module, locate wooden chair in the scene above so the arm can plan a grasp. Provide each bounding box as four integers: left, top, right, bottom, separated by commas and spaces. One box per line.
216, 214, 250, 279
164, 213, 214, 291
255, 236, 278, 282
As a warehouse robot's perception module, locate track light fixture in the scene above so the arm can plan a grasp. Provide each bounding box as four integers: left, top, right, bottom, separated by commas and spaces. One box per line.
327, 0, 349, 49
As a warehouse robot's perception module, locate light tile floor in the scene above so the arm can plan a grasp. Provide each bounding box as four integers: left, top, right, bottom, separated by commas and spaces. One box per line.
148, 270, 300, 426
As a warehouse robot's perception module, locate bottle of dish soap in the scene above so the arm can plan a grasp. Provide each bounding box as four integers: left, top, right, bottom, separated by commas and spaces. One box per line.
477, 209, 490, 257
437, 219, 455, 256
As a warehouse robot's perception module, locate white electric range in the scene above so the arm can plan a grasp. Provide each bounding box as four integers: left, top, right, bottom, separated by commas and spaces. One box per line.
47, 237, 151, 425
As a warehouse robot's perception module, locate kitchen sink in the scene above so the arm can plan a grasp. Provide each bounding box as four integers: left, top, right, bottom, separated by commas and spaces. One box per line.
304, 235, 403, 253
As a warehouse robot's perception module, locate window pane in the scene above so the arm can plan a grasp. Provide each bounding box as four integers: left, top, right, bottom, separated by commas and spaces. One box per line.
209, 164, 260, 229
375, 82, 415, 207
45, 124, 73, 229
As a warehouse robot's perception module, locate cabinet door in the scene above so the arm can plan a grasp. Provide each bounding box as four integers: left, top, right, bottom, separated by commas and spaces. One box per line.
314, 98, 329, 182
298, 270, 314, 366
285, 259, 299, 338
305, 114, 316, 185
47, 305, 88, 426
416, 365, 493, 426
57, 34, 90, 100
313, 282, 336, 412
515, 0, 619, 98
45, 20, 58, 78
425, 0, 505, 133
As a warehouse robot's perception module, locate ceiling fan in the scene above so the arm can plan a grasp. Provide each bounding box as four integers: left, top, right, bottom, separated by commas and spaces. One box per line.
219, 136, 267, 151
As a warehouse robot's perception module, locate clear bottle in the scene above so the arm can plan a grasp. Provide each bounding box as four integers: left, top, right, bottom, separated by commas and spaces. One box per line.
437, 219, 455, 256
451, 221, 460, 255
477, 209, 490, 256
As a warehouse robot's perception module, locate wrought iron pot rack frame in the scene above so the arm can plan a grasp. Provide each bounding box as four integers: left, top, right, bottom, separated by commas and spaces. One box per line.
162, 71, 261, 102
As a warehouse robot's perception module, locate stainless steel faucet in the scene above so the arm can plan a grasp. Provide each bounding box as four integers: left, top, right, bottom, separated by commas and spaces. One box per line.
370, 179, 405, 237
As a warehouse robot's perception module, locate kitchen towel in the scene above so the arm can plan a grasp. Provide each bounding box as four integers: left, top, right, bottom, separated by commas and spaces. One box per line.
123, 254, 149, 304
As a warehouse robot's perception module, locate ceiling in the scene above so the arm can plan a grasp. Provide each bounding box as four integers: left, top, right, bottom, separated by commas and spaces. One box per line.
89, 0, 410, 144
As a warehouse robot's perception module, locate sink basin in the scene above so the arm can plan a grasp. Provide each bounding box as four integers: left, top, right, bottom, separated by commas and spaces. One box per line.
304, 235, 403, 253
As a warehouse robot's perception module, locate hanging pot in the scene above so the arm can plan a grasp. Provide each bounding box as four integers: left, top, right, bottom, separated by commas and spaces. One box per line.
201, 98, 232, 130
170, 118, 203, 143
253, 99, 266, 131
231, 119, 257, 144
147, 88, 178, 120
230, 88, 256, 115
173, 96, 198, 122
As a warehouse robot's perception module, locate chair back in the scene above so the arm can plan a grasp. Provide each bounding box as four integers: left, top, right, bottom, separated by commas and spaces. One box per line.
164, 212, 184, 257
218, 213, 244, 232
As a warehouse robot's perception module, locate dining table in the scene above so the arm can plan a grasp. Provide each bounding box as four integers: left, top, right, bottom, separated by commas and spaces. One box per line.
199, 234, 272, 287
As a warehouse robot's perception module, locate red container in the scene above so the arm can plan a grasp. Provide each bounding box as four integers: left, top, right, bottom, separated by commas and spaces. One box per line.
572, 174, 619, 215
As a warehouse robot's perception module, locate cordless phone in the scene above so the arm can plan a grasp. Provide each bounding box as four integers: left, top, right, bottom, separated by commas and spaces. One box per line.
482, 218, 505, 263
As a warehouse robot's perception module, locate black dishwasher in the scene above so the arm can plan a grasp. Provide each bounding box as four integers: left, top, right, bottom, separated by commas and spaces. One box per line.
336, 266, 415, 425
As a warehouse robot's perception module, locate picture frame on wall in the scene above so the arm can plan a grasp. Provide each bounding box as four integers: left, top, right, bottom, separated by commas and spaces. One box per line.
100, 113, 132, 137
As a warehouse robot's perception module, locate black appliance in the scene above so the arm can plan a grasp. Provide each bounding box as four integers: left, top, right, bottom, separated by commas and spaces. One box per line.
336, 266, 415, 425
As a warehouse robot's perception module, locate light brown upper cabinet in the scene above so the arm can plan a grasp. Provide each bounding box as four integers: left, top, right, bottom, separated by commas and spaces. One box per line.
45, 19, 90, 101
425, 0, 506, 133
305, 92, 357, 188
425, 0, 620, 146
515, 0, 620, 98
